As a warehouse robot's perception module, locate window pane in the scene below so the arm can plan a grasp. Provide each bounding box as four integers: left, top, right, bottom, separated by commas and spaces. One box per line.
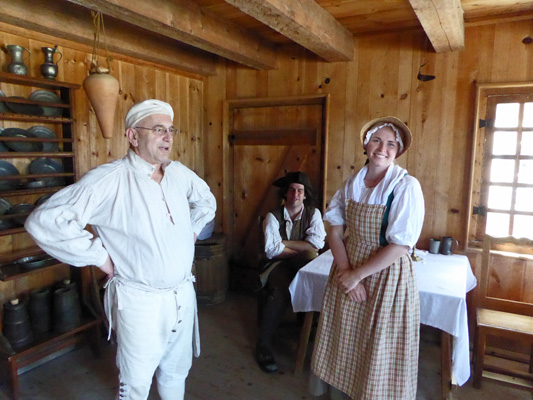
524, 103, 533, 127
522, 131, 533, 156
518, 160, 533, 184
515, 188, 533, 212
490, 159, 515, 183
486, 212, 510, 236
494, 103, 519, 128
512, 215, 533, 239
492, 131, 517, 155
487, 186, 513, 210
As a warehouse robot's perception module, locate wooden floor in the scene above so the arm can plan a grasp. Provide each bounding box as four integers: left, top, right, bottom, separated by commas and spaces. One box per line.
0, 291, 531, 400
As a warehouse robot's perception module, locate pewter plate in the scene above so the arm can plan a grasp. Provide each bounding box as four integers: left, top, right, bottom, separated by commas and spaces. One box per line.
0, 198, 13, 230
2, 128, 43, 152
28, 90, 62, 117
25, 180, 47, 189
5, 96, 44, 116
0, 160, 20, 191
0, 128, 9, 153
35, 194, 52, 206
9, 203, 35, 226
0, 198, 12, 215
29, 157, 64, 174
0, 90, 8, 113
27, 126, 58, 152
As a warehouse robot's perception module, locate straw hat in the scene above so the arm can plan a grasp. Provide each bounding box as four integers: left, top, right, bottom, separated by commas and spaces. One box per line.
359, 116, 412, 158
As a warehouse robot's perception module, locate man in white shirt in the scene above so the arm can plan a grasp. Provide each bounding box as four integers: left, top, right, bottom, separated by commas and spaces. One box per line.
25, 100, 216, 400
256, 171, 326, 373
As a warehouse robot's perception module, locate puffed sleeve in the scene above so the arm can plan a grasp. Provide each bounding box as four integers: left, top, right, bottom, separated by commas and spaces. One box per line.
186, 169, 217, 236
263, 212, 284, 259
24, 184, 109, 268
305, 208, 326, 250
385, 175, 425, 248
324, 187, 346, 226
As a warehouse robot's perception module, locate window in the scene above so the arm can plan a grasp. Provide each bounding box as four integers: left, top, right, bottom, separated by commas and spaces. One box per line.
468, 83, 533, 248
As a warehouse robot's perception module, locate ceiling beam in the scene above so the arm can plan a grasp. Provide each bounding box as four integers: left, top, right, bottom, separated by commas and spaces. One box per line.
64, 0, 278, 70
224, 0, 354, 62
409, 0, 465, 52
0, 0, 217, 76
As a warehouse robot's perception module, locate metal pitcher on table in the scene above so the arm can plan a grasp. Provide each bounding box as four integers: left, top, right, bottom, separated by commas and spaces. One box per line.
440, 236, 459, 255
6, 45, 30, 76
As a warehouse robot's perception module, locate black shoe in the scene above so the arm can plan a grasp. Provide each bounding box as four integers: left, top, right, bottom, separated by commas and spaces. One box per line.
255, 345, 278, 373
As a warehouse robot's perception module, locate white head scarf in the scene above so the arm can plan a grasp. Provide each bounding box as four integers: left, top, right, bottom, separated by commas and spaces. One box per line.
363, 123, 404, 153
125, 99, 174, 129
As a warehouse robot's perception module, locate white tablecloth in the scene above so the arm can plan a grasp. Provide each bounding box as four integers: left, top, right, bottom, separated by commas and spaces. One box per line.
288, 249, 477, 386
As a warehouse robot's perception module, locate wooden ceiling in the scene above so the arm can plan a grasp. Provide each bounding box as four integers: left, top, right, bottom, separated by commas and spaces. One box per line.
2, 0, 533, 76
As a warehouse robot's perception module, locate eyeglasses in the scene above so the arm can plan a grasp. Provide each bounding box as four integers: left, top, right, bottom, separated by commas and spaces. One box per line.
134, 126, 177, 136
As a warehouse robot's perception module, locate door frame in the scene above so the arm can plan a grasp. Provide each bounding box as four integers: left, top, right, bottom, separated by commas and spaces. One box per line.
222, 94, 330, 263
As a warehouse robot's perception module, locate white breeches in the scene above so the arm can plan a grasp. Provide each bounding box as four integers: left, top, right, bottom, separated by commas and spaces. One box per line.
113, 280, 196, 400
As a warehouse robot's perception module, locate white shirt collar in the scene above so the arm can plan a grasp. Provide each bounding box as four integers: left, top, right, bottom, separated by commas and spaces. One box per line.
126, 149, 171, 178
283, 204, 305, 221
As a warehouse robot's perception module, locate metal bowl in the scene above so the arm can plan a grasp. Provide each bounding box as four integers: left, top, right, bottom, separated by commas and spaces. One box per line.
15, 255, 50, 270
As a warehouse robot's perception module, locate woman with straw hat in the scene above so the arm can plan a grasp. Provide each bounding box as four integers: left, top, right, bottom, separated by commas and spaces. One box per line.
311, 117, 425, 399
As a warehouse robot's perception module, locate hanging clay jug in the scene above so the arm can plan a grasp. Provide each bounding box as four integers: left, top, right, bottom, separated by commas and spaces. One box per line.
6, 45, 30, 76
83, 69, 119, 139
40, 46, 63, 80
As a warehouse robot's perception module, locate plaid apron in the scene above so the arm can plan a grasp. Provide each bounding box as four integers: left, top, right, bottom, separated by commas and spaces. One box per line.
311, 199, 420, 400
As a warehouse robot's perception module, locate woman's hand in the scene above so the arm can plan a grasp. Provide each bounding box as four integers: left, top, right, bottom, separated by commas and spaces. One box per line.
346, 283, 367, 302
336, 269, 361, 293
335, 269, 367, 302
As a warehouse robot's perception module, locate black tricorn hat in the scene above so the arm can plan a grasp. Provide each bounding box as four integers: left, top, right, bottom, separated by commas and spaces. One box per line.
273, 171, 317, 207
273, 171, 314, 191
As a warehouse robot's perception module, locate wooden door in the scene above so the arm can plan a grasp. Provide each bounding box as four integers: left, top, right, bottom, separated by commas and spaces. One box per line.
226, 95, 329, 271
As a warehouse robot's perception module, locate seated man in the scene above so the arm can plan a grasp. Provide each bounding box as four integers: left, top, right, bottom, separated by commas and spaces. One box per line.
256, 171, 326, 373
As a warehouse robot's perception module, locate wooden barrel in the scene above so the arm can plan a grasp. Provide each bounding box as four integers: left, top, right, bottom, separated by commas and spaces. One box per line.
194, 233, 229, 305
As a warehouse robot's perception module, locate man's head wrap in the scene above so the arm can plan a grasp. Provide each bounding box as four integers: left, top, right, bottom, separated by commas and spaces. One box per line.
125, 99, 174, 129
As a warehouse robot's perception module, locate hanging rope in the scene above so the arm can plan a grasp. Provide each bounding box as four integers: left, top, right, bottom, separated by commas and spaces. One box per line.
90, 11, 111, 73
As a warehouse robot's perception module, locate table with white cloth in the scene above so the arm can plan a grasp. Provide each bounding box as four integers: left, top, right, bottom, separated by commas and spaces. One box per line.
289, 249, 477, 400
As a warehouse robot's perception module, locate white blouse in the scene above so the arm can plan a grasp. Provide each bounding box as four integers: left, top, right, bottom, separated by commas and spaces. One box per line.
324, 164, 424, 248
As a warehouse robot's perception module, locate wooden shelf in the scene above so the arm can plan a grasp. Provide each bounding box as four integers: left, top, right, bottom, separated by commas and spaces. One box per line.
0, 73, 94, 400
0, 72, 80, 90
0, 187, 59, 197
0, 114, 74, 123
4, 315, 101, 399
0, 260, 67, 281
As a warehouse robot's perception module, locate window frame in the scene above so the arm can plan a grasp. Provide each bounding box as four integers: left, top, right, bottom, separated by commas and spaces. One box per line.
466, 82, 533, 253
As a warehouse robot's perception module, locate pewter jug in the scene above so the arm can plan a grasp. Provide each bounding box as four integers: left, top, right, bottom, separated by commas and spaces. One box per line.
40, 46, 62, 80
6, 45, 30, 76
440, 236, 459, 255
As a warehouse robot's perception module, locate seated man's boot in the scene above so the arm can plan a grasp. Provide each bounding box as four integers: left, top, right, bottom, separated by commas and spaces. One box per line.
255, 344, 278, 373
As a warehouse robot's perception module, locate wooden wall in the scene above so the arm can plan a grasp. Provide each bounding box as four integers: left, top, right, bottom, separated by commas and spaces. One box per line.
0, 26, 206, 303
204, 19, 533, 305
1, 18, 532, 310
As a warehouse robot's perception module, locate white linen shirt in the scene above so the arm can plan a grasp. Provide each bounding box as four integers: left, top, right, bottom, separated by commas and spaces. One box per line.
324, 164, 424, 248
263, 205, 326, 260
25, 149, 216, 289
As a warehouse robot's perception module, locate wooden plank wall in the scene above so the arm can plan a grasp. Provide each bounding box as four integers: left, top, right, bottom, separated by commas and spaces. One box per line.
0, 27, 205, 304
204, 20, 533, 304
